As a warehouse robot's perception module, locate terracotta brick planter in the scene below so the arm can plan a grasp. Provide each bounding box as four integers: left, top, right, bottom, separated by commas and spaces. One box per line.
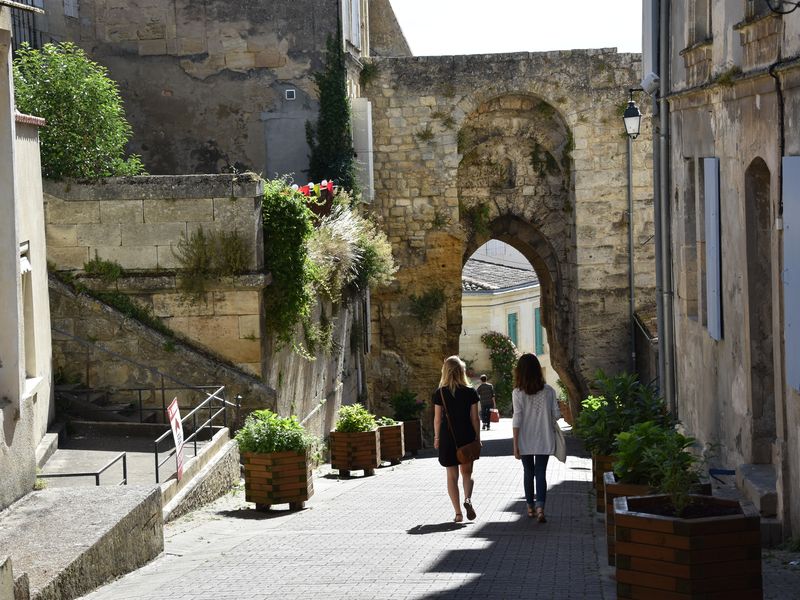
378, 423, 404, 465
604, 473, 715, 566
614, 495, 762, 599
592, 453, 615, 512
329, 429, 380, 476
402, 419, 422, 456
242, 450, 313, 511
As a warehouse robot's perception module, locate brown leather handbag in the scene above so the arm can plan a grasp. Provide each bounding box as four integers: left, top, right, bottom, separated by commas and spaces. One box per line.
440, 388, 481, 463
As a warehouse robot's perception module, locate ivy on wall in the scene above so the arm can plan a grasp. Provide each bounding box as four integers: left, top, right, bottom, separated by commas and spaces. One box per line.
306, 31, 359, 194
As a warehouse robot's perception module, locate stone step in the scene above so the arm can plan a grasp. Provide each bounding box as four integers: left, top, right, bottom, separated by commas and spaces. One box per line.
737, 463, 778, 517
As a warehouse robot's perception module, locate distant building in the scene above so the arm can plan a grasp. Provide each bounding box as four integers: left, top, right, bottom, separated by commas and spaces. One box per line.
650, 0, 800, 538
0, 1, 53, 511
23, 0, 410, 187
460, 241, 558, 387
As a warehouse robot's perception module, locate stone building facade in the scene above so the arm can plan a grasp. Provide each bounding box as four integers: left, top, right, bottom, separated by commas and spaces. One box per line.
0, 3, 53, 511
363, 50, 655, 415
30, 0, 409, 177
659, 0, 800, 537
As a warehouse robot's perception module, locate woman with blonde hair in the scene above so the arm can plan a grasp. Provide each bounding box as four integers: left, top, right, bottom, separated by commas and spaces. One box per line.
512, 353, 560, 522
433, 355, 481, 522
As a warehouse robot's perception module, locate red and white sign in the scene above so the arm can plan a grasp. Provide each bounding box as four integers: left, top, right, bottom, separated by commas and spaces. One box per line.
167, 397, 185, 481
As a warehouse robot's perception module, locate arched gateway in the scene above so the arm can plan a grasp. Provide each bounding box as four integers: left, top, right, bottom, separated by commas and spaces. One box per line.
363, 50, 654, 415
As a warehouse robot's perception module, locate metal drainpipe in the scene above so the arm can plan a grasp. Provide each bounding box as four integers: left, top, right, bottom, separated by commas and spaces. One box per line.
658, 0, 676, 413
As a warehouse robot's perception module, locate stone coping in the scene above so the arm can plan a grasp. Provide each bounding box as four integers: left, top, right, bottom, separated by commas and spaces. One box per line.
76, 271, 271, 293
44, 173, 264, 201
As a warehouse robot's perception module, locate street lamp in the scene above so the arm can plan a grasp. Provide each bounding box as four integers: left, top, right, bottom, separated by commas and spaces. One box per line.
623, 90, 642, 139
623, 87, 644, 373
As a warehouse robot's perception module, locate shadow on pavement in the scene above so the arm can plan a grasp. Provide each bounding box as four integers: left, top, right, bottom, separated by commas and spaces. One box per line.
407, 522, 468, 535
215, 505, 308, 520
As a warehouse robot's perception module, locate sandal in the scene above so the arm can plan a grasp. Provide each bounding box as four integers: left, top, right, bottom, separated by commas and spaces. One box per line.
463, 499, 477, 521
454, 513, 463, 523
527, 506, 535, 518
536, 507, 546, 523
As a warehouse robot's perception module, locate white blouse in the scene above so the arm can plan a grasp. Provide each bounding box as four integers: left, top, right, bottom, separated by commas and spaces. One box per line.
511, 384, 560, 456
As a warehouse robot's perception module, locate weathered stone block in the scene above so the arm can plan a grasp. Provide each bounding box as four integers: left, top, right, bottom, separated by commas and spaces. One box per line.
177, 37, 206, 55
47, 200, 100, 224
253, 49, 286, 68
213, 291, 259, 315
48, 246, 90, 270
138, 39, 167, 56
238, 315, 261, 339
121, 222, 186, 247
77, 223, 122, 248
94, 246, 158, 270
46, 224, 78, 247
152, 292, 214, 318
225, 51, 256, 70
156, 245, 182, 269
144, 199, 214, 223
100, 200, 144, 224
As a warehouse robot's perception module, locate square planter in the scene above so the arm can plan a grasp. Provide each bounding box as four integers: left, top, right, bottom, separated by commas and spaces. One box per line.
329, 429, 380, 476
402, 419, 423, 456
592, 453, 615, 512
604, 473, 715, 566
614, 494, 762, 599
378, 423, 404, 465
242, 450, 313, 511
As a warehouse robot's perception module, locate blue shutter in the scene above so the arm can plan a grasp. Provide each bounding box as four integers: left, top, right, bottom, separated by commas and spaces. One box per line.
784, 156, 800, 391
704, 157, 722, 340
507, 313, 518, 346
534, 307, 543, 355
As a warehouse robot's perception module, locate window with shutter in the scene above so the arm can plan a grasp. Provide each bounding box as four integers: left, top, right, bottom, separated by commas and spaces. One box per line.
704, 157, 722, 340
783, 156, 800, 391
507, 312, 518, 347
534, 307, 543, 355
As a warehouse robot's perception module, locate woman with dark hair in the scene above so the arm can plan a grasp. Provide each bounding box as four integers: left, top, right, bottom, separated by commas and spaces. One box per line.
433, 355, 481, 522
511, 353, 560, 522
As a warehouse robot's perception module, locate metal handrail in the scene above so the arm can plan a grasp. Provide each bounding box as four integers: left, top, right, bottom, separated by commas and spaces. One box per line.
38, 452, 128, 486
153, 386, 232, 483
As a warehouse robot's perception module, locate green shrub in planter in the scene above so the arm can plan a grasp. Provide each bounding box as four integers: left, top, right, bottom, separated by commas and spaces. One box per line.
389, 390, 425, 421
235, 410, 316, 511
335, 403, 377, 433
236, 410, 314, 454
376, 416, 397, 427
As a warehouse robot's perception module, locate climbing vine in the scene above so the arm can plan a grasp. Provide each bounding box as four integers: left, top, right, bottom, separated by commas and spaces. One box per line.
481, 331, 520, 413
306, 31, 359, 194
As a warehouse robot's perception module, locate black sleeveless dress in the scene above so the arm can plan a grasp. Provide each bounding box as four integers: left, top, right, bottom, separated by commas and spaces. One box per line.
433, 385, 480, 467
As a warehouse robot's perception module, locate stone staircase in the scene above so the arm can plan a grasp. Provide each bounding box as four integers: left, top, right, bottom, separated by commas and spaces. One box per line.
737, 463, 783, 547
55, 385, 160, 424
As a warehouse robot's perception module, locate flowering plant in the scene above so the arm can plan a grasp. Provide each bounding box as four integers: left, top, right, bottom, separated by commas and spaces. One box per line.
480, 331, 520, 413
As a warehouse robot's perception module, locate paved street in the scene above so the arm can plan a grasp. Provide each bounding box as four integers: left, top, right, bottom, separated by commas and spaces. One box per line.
81, 418, 610, 600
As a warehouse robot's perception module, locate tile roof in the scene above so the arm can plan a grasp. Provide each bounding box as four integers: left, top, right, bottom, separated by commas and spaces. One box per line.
461, 257, 539, 292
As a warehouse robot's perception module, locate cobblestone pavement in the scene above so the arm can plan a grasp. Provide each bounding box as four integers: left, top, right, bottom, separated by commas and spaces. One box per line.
78, 417, 800, 600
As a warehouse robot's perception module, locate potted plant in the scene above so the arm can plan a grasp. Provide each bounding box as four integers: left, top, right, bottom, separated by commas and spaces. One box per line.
574, 371, 670, 512
329, 403, 380, 477
389, 389, 425, 456
376, 416, 404, 465
235, 409, 316, 512
603, 421, 711, 565
614, 434, 761, 599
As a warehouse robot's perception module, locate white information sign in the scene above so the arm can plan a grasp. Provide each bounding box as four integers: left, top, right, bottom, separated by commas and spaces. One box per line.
167, 397, 185, 481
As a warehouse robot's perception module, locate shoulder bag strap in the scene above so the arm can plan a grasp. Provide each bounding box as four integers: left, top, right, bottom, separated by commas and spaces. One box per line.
440, 388, 460, 446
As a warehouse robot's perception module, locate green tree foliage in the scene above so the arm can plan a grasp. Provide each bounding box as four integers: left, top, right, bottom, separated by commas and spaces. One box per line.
480, 331, 520, 413
13, 42, 145, 179
306, 32, 358, 193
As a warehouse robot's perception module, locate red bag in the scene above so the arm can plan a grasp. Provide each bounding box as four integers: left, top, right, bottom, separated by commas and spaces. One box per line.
489, 408, 500, 423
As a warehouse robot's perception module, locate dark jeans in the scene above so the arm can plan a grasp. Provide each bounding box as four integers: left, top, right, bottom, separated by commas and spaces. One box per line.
481, 405, 491, 426
521, 454, 550, 508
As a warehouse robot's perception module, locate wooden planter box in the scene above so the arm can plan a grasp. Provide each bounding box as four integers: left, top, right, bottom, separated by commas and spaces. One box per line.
242, 450, 313, 511
592, 453, 615, 512
378, 423, 404, 465
329, 429, 380, 476
604, 473, 715, 566
402, 419, 422, 456
614, 495, 762, 599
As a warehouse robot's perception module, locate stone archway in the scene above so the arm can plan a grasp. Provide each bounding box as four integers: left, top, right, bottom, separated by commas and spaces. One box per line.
457, 93, 581, 412
744, 157, 775, 463
363, 50, 653, 415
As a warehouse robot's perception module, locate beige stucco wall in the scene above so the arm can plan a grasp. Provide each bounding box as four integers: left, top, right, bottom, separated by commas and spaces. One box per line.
460, 286, 557, 388
667, 4, 800, 536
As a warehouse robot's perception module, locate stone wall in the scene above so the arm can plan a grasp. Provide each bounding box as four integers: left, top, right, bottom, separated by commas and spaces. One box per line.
34, 0, 364, 176
45, 174, 267, 375
368, 0, 412, 57
363, 50, 655, 414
